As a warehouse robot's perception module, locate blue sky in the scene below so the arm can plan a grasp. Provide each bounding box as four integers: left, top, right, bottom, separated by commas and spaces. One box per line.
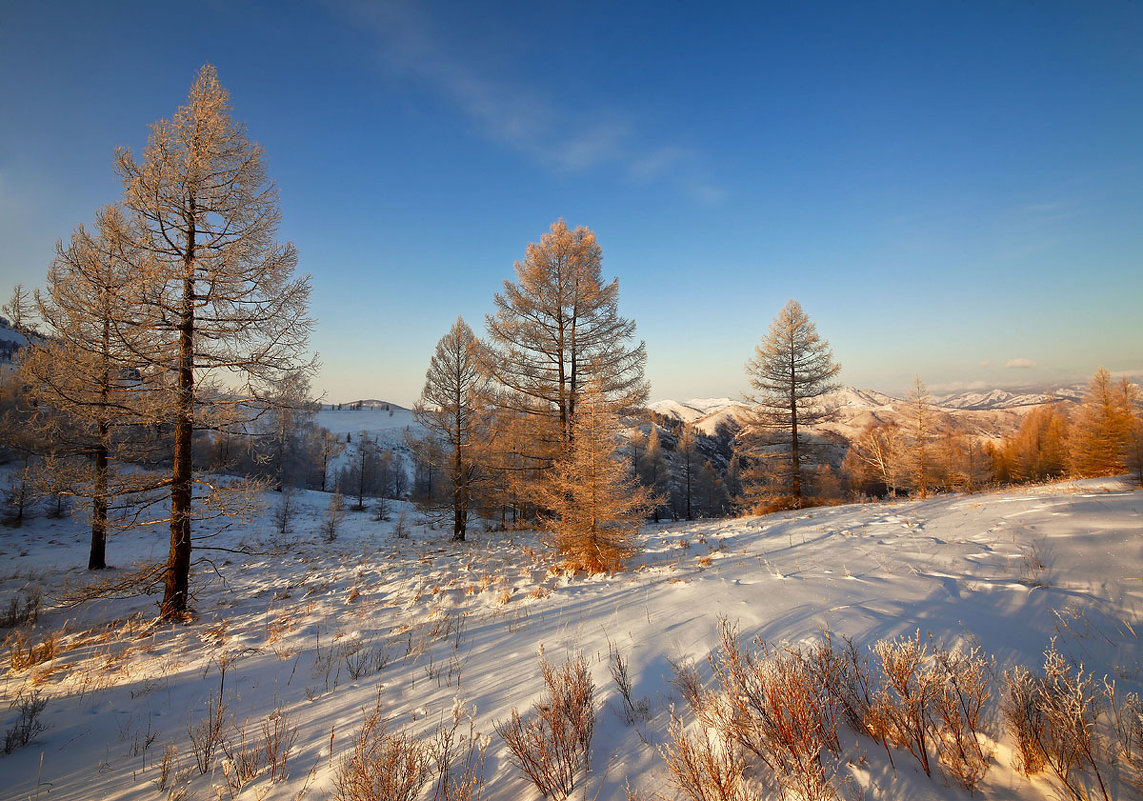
2, 0, 1140, 406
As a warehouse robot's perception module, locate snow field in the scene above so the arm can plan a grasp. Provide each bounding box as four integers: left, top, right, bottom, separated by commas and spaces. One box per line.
0, 476, 1140, 800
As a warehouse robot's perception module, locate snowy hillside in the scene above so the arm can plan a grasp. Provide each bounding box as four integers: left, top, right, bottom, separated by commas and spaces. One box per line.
316, 403, 417, 437
648, 384, 1073, 442
2, 476, 1140, 800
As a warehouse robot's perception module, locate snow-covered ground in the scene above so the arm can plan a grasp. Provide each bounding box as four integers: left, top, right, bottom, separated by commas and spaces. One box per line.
1, 476, 1140, 800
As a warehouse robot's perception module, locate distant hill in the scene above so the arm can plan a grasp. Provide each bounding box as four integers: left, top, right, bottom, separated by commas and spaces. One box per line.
0, 318, 30, 362
648, 383, 1086, 445
325, 399, 411, 412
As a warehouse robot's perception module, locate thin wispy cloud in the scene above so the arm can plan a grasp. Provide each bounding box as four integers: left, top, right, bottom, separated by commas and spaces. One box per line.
1006, 357, 1036, 369
338, 0, 722, 202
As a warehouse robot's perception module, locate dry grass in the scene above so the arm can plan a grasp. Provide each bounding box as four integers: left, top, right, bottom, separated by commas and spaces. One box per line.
5, 628, 59, 671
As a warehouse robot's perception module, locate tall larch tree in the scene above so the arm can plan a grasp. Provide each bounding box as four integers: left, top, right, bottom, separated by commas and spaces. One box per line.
743, 299, 840, 508
483, 219, 647, 457
116, 65, 316, 619
675, 425, 699, 520
903, 377, 938, 498
1069, 368, 1139, 478
21, 205, 157, 569
413, 317, 487, 541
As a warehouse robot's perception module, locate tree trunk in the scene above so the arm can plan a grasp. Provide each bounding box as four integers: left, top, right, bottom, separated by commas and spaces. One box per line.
161, 243, 195, 620
89, 437, 108, 570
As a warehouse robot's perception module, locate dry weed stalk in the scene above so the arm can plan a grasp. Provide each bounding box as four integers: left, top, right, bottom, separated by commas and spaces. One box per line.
431, 699, 489, 801
609, 643, 649, 724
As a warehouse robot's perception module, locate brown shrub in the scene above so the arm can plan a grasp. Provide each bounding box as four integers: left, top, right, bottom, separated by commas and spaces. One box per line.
495, 651, 594, 800
333, 706, 431, 801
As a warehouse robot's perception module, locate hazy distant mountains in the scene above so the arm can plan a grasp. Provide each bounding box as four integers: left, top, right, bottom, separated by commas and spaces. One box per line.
648, 383, 1086, 443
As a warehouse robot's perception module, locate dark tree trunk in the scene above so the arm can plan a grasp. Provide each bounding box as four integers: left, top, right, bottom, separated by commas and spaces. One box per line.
89, 437, 108, 570
161, 238, 196, 620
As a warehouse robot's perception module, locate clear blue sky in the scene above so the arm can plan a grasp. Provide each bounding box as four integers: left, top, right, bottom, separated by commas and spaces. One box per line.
2, 0, 1141, 406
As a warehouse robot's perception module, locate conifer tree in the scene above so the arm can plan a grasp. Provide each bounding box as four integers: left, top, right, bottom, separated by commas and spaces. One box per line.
903, 377, 938, 498
675, 425, 699, 520
695, 460, 728, 517
116, 65, 315, 619
21, 205, 159, 569
743, 299, 840, 508
1069, 368, 1139, 478
639, 426, 669, 522
997, 404, 1070, 484
483, 220, 647, 456
413, 317, 487, 541
534, 379, 654, 571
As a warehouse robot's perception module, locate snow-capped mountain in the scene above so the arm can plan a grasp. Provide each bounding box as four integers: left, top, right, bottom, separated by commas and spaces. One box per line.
648, 383, 1086, 443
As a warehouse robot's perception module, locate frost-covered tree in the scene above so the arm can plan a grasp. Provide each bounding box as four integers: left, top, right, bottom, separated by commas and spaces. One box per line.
339, 432, 383, 511
413, 317, 487, 541
843, 420, 905, 498
742, 299, 840, 508
21, 206, 159, 568
903, 377, 939, 498
534, 379, 654, 571
116, 65, 316, 619
483, 220, 647, 456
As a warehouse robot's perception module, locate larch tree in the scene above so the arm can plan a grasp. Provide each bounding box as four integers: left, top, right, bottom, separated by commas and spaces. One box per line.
534, 379, 655, 572
675, 425, 699, 520
639, 425, 669, 522
903, 377, 938, 498
1069, 368, 1139, 478
998, 404, 1070, 484
21, 205, 159, 569
413, 316, 487, 541
483, 219, 647, 457
743, 299, 840, 508
115, 65, 316, 619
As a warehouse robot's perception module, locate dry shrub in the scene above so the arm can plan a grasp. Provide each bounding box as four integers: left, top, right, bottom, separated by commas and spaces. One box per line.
261, 706, 298, 781
1004, 642, 1113, 801
187, 690, 228, 774
0, 587, 41, 628
334, 706, 431, 801
221, 720, 264, 797
3, 691, 47, 754
1002, 666, 1047, 775
495, 650, 594, 800
661, 715, 750, 801
932, 645, 995, 793
152, 744, 179, 792
700, 620, 845, 800
669, 654, 705, 712
869, 632, 942, 777
1106, 681, 1143, 794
